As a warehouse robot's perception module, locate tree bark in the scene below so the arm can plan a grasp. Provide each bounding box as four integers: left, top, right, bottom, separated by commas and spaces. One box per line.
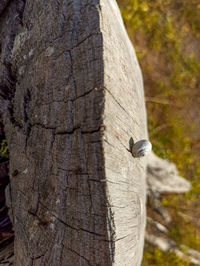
0, 0, 147, 265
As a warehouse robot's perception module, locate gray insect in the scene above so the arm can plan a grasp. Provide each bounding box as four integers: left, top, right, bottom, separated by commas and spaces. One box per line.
130, 139, 152, 158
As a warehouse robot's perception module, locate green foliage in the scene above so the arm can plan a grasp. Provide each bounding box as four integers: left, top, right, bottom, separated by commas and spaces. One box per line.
181, 0, 200, 37
170, 223, 200, 250
142, 245, 192, 266
0, 139, 8, 159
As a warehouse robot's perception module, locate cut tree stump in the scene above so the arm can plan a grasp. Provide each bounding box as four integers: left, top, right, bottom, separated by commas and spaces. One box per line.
0, 0, 148, 265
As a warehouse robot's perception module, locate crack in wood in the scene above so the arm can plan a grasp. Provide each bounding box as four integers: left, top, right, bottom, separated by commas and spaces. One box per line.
39, 201, 107, 238
67, 247, 92, 266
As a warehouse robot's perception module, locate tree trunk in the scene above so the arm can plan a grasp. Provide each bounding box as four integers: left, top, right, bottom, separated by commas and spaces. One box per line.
0, 0, 148, 265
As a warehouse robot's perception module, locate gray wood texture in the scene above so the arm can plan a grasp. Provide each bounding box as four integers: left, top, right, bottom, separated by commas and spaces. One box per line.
147, 151, 191, 194
0, 0, 148, 265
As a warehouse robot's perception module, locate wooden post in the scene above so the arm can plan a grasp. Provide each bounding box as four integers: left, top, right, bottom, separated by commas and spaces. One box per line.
0, 1, 147, 265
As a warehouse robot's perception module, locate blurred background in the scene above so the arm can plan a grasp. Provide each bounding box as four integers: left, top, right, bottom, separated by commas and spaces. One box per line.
117, 0, 200, 265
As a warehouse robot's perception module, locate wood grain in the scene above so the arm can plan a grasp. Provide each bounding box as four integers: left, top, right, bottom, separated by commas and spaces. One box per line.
0, 0, 147, 265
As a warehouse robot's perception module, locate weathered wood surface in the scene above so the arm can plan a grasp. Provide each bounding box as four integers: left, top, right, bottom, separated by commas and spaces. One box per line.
101, 1, 147, 265
0, 0, 147, 265
147, 151, 191, 195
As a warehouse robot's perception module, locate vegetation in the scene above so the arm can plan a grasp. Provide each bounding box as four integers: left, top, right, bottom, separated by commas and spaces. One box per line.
117, 0, 200, 265
0, 139, 8, 159
142, 245, 192, 266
